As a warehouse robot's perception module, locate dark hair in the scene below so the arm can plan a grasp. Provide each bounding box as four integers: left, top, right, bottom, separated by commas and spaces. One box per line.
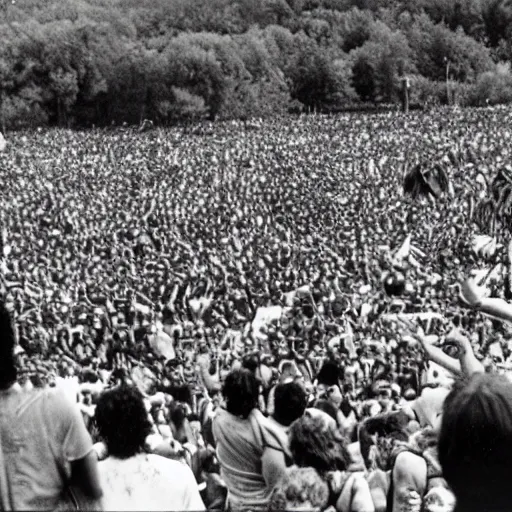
312, 399, 338, 421
170, 402, 188, 430
358, 411, 410, 469
95, 385, 152, 459
289, 414, 350, 474
279, 361, 296, 377
242, 353, 260, 374
223, 369, 259, 419
439, 374, 512, 512
0, 301, 17, 389
273, 382, 308, 427
317, 360, 342, 387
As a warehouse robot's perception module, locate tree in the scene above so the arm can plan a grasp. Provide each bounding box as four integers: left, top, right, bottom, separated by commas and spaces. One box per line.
49, 67, 79, 125
350, 22, 415, 102
407, 14, 493, 82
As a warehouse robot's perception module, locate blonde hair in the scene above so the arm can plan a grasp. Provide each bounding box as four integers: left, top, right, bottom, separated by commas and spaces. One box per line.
268, 466, 329, 512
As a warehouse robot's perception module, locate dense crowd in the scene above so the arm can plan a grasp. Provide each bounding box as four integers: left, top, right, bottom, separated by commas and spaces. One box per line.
1, 107, 512, 511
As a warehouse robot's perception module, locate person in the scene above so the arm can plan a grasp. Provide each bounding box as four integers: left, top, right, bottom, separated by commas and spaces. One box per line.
438, 373, 512, 512
0, 300, 103, 510
289, 414, 374, 512
262, 381, 309, 490
95, 384, 205, 511
266, 360, 302, 416
268, 466, 330, 512
212, 368, 288, 512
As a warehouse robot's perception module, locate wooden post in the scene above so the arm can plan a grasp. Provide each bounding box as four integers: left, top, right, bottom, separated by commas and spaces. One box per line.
401, 77, 410, 113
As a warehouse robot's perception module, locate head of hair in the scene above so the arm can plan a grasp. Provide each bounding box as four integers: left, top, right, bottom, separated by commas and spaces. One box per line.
0, 301, 17, 390
95, 385, 152, 459
317, 360, 342, 387
242, 353, 260, 374
312, 399, 338, 421
279, 360, 297, 378
268, 466, 329, 512
170, 401, 188, 430
222, 368, 259, 419
172, 385, 193, 406
188, 413, 200, 423
273, 382, 308, 427
289, 414, 350, 474
439, 373, 512, 512
358, 411, 410, 470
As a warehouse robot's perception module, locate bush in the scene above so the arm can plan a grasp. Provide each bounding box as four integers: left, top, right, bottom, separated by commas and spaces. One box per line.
2, 96, 49, 129
467, 62, 512, 106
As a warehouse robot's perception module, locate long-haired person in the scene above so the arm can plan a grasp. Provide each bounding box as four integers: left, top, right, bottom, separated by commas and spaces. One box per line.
212, 368, 290, 512
268, 466, 330, 512
439, 373, 512, 512
289, 414, 374, 512
95, 384, 205, 511
0, 300, 103, 510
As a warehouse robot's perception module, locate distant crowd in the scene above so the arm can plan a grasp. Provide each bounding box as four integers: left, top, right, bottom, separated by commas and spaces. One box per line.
1, 108, 512, 511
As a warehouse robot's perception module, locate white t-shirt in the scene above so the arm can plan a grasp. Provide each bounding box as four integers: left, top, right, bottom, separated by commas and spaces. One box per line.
0, 386, 94, 511
99, 453, 205, 511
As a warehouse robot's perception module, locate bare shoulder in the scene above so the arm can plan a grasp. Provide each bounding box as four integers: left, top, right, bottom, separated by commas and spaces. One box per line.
393, 451, 427, 484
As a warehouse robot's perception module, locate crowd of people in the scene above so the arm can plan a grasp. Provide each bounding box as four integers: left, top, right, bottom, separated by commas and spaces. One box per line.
1, 107, 512, 511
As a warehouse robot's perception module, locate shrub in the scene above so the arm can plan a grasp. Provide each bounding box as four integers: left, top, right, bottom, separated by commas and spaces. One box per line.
467, 62, 512, 106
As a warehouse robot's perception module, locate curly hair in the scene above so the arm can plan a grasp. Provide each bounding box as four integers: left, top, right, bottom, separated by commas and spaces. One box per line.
268, 466, 329, 512
222, 368, 259, 419
95, 384, 152, 459
289, 414, 351, 474
358, 411, 410, 469
0, 301, 17, 390
439, 373, 512, 512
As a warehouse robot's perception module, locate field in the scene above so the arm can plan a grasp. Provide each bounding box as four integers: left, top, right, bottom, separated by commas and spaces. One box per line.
1, 107, 512, 372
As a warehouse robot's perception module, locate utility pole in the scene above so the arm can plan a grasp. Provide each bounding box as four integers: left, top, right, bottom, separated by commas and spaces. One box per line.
401, 76, 410, 113
444, 57, 450, 106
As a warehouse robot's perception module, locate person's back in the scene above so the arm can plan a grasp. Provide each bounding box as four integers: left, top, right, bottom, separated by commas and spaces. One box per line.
213, 369, 276, 512
0, 385, 99, 510
0, 300, 102, 511
213, 407, 268, 509
99, 453, 203, 511
94, 384, 205, 512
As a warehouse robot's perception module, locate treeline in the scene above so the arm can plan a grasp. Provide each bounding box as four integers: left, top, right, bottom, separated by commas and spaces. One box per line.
2, 0, 512, 128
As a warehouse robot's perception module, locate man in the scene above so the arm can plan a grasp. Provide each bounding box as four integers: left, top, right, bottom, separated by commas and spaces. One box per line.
266, 360, 303, 416
0, 300, 103, 510
262, 382, 308, 490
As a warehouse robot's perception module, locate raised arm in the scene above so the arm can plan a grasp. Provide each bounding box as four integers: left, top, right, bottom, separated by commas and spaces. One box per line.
461, 276, 512, 323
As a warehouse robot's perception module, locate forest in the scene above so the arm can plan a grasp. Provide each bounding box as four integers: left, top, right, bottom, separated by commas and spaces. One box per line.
1, 0, 512, 128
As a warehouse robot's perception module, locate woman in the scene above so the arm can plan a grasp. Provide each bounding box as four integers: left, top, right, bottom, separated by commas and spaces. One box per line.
95, 384, 205, 511
0, 300, 103, 510
212, 369, 289, 512
439, 373, 512, 512
289, 414, 374, 512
